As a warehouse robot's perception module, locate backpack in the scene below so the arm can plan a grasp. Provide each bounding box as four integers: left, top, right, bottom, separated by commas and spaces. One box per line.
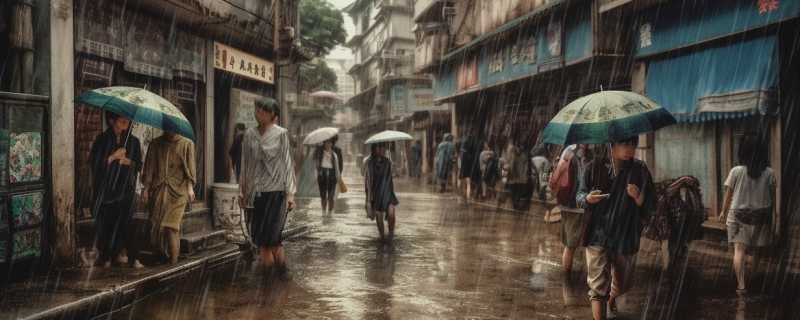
549, 154, 577, 206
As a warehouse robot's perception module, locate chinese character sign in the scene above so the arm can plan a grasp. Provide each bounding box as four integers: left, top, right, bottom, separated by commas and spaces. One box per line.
214, 42, 275, 84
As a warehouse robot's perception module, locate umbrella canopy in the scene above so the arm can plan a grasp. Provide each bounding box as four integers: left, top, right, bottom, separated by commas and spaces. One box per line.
543, 91, 676, 145
365, 130, 413, 144
303, 127, 340, 145
77, 86, 195, 141
310, 91, 344, 101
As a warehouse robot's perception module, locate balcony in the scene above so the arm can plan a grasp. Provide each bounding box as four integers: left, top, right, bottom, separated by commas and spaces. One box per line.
414, 25, 449, 74
376, 0, 414, 17
414, 0, 454, 23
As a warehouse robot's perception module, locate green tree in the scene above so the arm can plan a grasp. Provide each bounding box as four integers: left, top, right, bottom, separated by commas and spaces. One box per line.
299, 0, 348, 56
299, 59, 338, 93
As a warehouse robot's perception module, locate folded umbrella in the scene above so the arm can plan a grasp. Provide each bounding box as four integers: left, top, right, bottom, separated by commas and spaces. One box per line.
543, 90, 676, 145
77, 86, 195, 141
364, 130, 413, 144
303, 127, 340, 145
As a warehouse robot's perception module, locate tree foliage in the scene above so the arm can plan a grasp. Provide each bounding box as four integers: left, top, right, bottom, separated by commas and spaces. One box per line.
299, 59, 338, 93
299, 0, 347, 56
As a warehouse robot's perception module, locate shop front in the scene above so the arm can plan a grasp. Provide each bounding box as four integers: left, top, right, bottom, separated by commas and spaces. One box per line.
0, 0, 52, 277
634, 0, 799, 216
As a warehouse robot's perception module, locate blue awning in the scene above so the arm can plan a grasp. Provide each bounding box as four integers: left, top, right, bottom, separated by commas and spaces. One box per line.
645, 34, 778, 123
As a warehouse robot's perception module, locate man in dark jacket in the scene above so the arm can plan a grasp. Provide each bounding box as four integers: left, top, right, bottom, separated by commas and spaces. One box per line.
577, 136, 654, 320
90, 112, 143, 268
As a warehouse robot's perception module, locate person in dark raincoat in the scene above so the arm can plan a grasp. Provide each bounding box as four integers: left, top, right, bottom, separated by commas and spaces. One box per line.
434, 134, 455, 192
577, 136, 654, 320
90, 112, 143, 268
364, 143, 399, 242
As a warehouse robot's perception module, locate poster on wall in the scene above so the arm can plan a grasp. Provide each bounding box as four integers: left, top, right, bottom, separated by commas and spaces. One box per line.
9, 132, 42, 184
229, 88, 262, 131
12, 228, 40, 260
457, 57, 479, 91
11, 192, 44, 229
547, 20, 563, 57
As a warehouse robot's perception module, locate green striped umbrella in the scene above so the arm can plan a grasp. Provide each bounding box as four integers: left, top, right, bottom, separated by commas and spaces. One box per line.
77, 86, 195, 141
543, 91, 676, 145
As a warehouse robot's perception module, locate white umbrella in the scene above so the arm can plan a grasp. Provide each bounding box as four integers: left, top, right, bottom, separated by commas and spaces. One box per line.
303, 127, 340, 145
364, 130, 413, 144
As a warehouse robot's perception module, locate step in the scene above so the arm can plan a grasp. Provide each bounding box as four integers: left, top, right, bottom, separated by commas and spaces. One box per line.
180, 230, 228, 256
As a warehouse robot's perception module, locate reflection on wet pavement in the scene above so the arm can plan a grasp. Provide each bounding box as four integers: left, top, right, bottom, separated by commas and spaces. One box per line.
120, 172, 800, 320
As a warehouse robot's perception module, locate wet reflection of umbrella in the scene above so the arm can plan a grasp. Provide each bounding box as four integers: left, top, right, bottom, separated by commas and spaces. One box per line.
77, 86, 195, 141
303, 127, 340, 145
365, 130, 413, 144
543, 91, 676, 145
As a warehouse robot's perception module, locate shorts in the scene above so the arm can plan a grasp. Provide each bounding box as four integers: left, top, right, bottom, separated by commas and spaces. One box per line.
585, 246, 636, 301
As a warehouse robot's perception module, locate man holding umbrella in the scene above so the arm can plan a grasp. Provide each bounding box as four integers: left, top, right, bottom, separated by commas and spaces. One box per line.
543, 90, 675, 320
90, 112, 143, 268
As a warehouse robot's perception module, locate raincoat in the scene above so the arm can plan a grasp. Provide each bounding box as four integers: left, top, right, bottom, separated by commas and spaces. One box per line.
434, 136, 455, 184
577, 158, 655, 255
141, 134, 196, 250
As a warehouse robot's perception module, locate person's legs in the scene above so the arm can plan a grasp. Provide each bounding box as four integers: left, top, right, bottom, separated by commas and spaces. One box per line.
586, 246, 610, 320
375, 210, 386, 241
734, 243, 747, 291
327, 178, 337, 213
318, 176, 328, 212
260, 246, 275, 267
563, 246, 576, 274
164, 227, 181, 265
387, 205, 396, 240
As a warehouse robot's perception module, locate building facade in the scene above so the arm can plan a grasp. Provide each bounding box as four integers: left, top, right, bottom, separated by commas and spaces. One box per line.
421, 0, 799, 225
344, 0, 434, 171
0, 0, 302, 275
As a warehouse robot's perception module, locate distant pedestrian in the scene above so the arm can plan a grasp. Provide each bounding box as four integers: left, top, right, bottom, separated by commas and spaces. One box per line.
238, 98, 297, 280
314, 137, 342, 214
503, 140, 532, 211
549, 144, 593, 277
141, 131, 196, 265
229, 123, 246, 182
531, 145, 552, 201
364, 143, 399, 242
434, 134, 455, 192
459, 135, 480, 199
410, 140, 422, 178
90, 112, 143, 268
577, 136, 654, 320
479, 142, 498, 199
718, 135, 778, 296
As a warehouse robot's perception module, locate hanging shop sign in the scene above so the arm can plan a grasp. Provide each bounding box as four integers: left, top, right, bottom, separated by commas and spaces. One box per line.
75, 0, 125, 62
214, 42, 275, 84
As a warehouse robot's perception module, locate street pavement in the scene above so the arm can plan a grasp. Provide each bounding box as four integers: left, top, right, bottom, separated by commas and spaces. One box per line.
124, 168, 800, 320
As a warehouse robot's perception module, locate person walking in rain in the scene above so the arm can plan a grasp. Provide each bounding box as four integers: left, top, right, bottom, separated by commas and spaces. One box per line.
503, 139, 532, 211
549, 144, 594, 277
90, 112, 143, 268
577, 136, 654, 320
364, 143, 399, 242
718, 135, 778, 296
141, 130, 196, 265
238, 98, 296, 280
410, 140, 422, 178
479, 141, 498, 199
229, 123, 246, 182
435, 134, 455, 193
314, 137, 342, 214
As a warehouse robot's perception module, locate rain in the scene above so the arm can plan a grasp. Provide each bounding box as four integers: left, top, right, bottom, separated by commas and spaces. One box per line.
0, 0, 799, 319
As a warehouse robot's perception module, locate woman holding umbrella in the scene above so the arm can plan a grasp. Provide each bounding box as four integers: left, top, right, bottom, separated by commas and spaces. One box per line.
363, 130, 411, 242
543, 90, 675, 320
313, 136, 343, 214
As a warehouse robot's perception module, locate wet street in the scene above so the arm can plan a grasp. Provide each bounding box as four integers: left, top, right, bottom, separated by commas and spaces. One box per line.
121, 168, 800, 320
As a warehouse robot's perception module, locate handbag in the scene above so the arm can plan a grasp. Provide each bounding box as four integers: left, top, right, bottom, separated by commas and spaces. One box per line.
338, 177, 348, 193
734, 207, 771, 225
